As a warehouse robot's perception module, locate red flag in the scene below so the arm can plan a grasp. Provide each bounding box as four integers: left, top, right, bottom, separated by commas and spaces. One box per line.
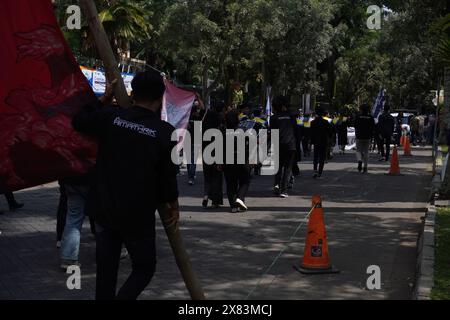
0, 0, 97, 193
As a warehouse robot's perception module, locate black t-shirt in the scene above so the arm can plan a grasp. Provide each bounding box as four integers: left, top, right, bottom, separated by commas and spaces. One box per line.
188, 106, 205, 137
73, 103, 179, 235
311, 117, 333, 146
355, 114, 375, 140
378, 113, 395, 137
270, 111, 298, 151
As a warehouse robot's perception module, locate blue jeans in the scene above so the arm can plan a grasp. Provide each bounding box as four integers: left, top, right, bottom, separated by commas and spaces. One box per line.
60, 185, 89, 261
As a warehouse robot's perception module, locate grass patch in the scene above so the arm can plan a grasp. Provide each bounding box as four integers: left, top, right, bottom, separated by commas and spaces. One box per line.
431, 207, 450, 300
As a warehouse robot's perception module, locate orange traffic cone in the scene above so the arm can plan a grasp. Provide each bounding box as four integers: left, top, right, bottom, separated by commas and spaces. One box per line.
297, 195, 339, 274
400, 135, 406, 147
403, 137, 412, 156
388, 146, 401, 175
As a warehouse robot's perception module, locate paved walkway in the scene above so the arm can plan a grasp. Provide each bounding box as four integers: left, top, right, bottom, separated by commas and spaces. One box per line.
0, 147, 432, 300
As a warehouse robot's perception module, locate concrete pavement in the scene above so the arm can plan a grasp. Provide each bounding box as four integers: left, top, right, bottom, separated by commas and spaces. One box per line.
0, 146, 433, 300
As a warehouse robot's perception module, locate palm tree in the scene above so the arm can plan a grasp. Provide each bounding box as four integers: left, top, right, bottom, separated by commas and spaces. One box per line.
433, 14, 450, 67
83, 0, 153, 60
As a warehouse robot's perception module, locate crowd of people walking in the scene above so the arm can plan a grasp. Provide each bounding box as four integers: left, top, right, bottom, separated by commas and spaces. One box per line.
0, 70, 434, 300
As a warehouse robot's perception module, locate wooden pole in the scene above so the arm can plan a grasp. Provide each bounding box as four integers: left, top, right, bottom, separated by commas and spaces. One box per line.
159, 206, 205, 300
79, 0, 130, 108
79, 0, 205, 299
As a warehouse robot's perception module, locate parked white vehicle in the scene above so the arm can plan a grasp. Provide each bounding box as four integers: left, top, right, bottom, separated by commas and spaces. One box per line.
346, 127, 356, 150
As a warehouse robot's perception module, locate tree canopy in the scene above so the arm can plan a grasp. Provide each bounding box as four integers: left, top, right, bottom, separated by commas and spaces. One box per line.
55, 0, 449, 112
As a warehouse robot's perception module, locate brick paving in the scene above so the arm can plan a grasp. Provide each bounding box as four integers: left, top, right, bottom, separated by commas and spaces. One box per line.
0, 147, 433, 300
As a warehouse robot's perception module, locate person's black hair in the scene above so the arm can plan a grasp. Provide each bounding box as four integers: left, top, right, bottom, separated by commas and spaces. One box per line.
272, 95, 288, 113
315, 106, 325, 117
253, 109, 262, 117
213, 100, 226, 113
131, 70, 165, 102
238, 104, 249, 111
384, 104, 390, 113
360, 103, 370, 114
225, 110, 240, 129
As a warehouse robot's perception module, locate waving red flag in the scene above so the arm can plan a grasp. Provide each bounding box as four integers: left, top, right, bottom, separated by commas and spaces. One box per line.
0, 0, 97, 193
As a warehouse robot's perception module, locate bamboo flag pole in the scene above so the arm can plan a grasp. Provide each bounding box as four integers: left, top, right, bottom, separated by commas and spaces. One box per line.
159, 204, 205, 300
79, 0, 130, 108
79, 0, 205, 300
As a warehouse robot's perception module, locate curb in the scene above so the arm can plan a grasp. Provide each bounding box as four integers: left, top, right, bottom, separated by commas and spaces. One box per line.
413, 148, 442, 300
414, 205, 436, 300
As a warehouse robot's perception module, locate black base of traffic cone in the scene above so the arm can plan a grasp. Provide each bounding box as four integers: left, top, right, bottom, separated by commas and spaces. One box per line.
293, 265, 340, 275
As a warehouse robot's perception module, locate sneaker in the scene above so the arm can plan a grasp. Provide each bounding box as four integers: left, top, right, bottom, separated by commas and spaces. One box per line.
9, 202, 24, 211
60, 259, 81, 271
378, 157, 385, 162
235, 199, 248, 211
313, 171, 318, 179
280, 193, 289, 198
120, 247, 128, 260
188, 179, 194, 186
273, 185, 280, 195
358, 161, 363, 173
231, 207, 239, 213
211, 203, 220, 209
202, 199, 208, 208
56, 241, 61, 249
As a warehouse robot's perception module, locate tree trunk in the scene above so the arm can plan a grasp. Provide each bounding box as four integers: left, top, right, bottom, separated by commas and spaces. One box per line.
202, 61, 209, 108
327, 55, 336, 111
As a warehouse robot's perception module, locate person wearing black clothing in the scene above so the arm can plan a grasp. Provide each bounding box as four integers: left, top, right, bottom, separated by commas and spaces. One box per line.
201, 103, 224, 209
270, 96, 299, 198
377, 106, 395, 161
310, 108, 333, 178
354, 104, 375, 173
301, 115, 312, 157
290, 111, 302, 187
222, 110, 252, 213
0, 192, 24, 215
394, 112, 404, 147
187, 96, 205, 186
335, 114, 348, 154
72, 71, 179, 300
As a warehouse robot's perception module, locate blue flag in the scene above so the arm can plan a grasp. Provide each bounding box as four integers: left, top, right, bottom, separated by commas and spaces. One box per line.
372, 89, 386, 122
265, 86, 272, 126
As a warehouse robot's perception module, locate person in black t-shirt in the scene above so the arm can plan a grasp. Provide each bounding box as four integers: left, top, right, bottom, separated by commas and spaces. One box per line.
310, 107, 333, 178
221, 110, 252, 213
201, 102, 225, 209
73, 71, 179, 300
377, 105, 395, 161
270, 96, 299, 198
187, 95, 205, 186
354, 104, 375, 173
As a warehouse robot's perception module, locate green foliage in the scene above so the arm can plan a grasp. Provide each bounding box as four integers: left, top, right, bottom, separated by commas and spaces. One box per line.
431, 13, 450, 68
431, 208, 450, 300
54, 0, 447, 110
